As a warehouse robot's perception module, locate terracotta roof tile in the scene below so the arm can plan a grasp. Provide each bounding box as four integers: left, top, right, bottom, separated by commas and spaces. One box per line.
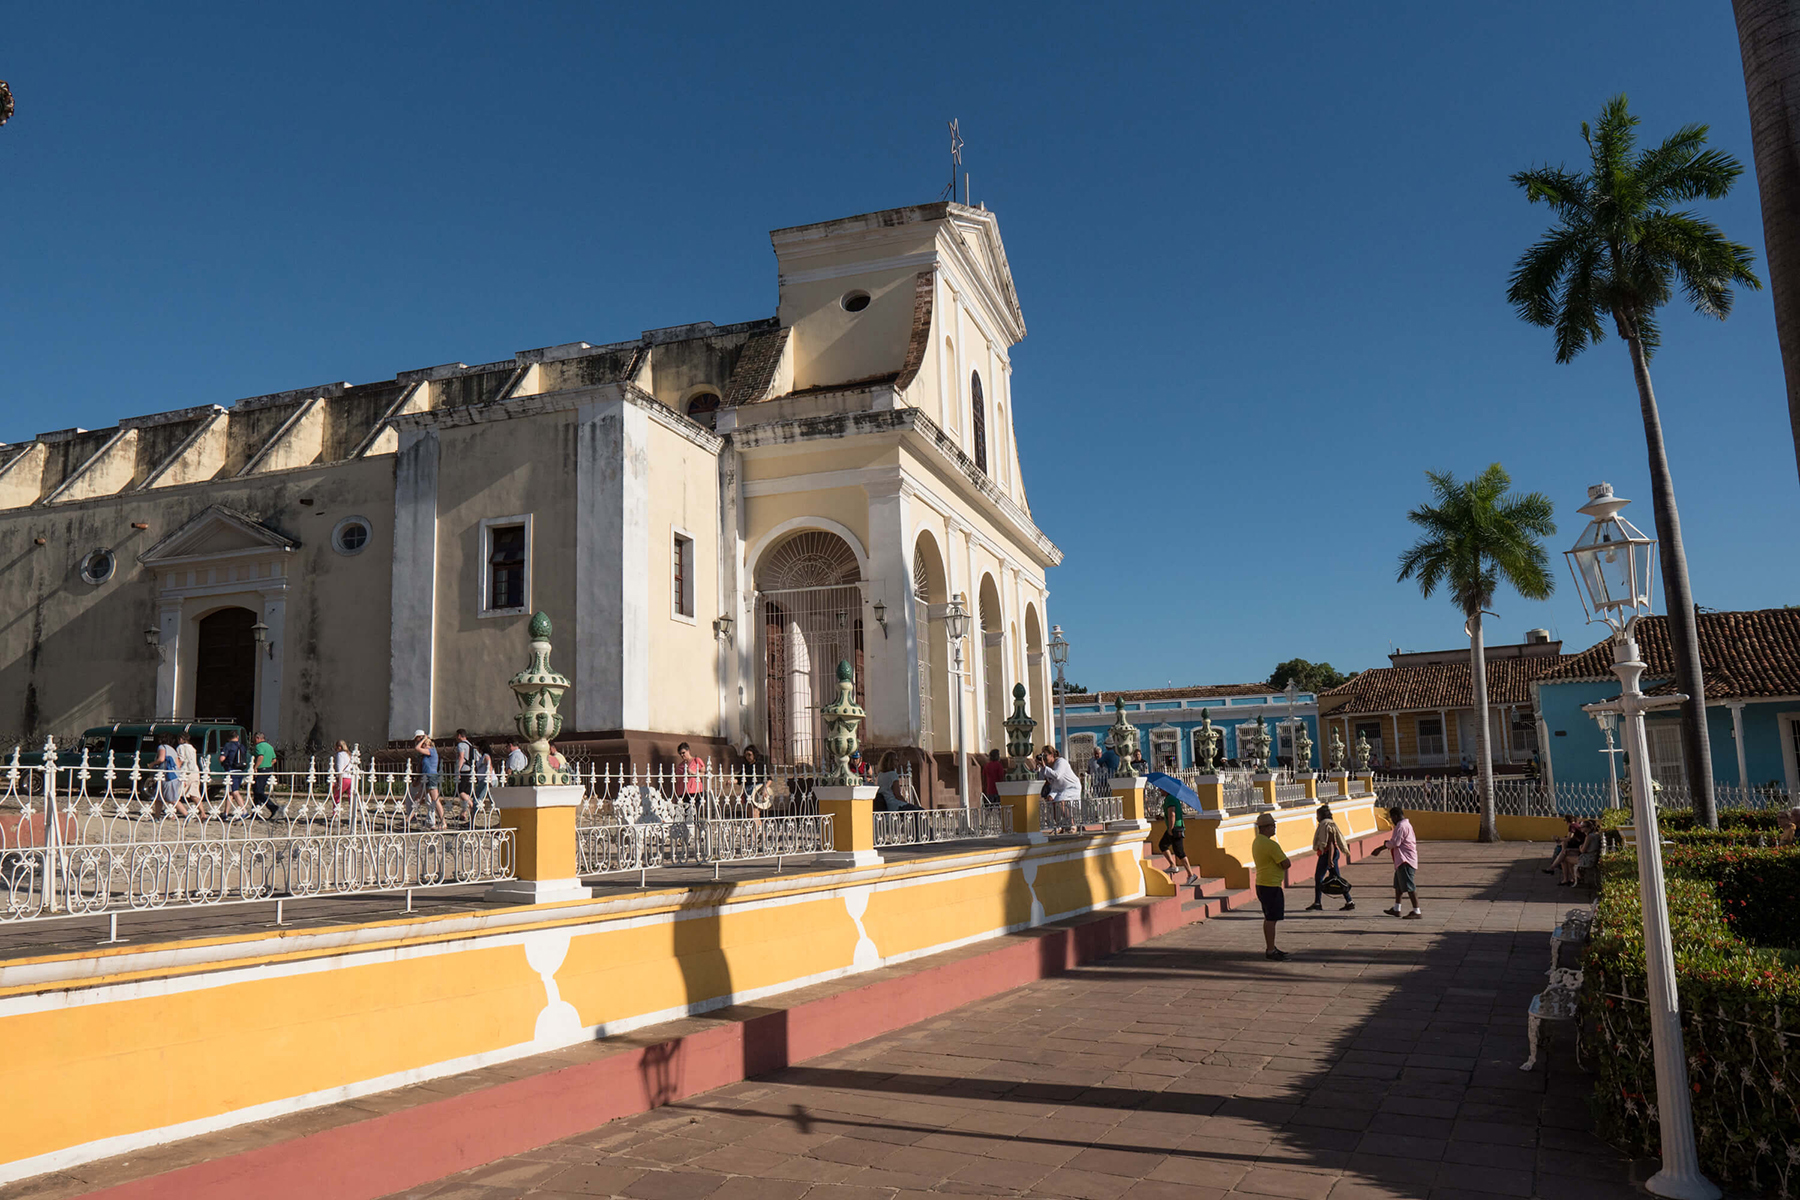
1319, 654, 1567, 714
1087, 683, 1275, 704
1542, 608, 1800, 700
722, 327, 789, 407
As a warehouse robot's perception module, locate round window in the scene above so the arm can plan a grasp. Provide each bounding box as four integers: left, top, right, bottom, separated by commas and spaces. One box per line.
332, 516, 372, 556
840, 290, 871, 313
80, 549, 115, 585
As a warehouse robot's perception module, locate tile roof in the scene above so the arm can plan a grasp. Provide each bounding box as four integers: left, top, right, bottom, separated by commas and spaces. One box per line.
1084, 683, 1275, 705
1318, 653, 1567, 715
1541, 609, 1800, 700
722, 327, 789, 407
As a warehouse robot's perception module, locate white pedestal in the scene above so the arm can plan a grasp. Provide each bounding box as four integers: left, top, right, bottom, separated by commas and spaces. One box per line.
485, 877, 591, 904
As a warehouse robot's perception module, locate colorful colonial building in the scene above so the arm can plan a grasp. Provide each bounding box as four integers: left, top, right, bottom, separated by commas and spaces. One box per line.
0, 201, 1062, 800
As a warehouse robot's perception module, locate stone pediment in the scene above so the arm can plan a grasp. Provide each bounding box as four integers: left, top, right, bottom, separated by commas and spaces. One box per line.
139, 504, 297, 564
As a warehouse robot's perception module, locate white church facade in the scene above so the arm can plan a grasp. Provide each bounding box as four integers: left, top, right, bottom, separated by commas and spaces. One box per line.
0, 201, 1062, 802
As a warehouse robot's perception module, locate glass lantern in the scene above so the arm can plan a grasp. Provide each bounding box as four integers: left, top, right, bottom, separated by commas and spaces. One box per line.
1563, 482, 1657, 631
1048, 624, 1069, 666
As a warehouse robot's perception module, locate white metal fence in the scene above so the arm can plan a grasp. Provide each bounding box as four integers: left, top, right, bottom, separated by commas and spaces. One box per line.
1366, 777, 1800, 817
1042, 794, 1123, 830
873, 805, 1012, 847
0, 740, 514, 925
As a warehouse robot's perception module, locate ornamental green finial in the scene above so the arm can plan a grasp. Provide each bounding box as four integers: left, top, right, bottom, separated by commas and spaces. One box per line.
509, 611, 572, 786
819, 659, 866, 786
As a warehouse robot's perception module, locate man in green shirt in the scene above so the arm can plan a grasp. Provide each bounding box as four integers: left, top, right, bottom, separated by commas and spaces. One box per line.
250, 731, 277, 818
1157, 790, 1198, 886
1251, 812, 1291, 961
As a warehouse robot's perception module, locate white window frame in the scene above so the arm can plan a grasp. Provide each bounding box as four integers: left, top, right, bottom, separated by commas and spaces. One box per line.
479, 514, 533, 618
1777, 711, 1800, 795
670, 526, 696, 624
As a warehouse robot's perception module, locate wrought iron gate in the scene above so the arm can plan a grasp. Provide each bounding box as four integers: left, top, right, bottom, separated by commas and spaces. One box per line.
759, 584, 864, 765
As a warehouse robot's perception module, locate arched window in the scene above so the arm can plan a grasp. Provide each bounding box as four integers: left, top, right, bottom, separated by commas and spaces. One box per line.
685, 391, 720, 431
970, 371, 988, 474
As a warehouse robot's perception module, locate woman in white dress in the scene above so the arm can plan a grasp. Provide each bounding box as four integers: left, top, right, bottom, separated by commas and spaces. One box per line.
175, 733, 204, 818
1037, 744, 1082, 833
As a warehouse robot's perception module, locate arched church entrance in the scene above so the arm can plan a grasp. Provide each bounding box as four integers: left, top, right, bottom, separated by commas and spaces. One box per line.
755, 531, 864, 765
193, 606, 258, 727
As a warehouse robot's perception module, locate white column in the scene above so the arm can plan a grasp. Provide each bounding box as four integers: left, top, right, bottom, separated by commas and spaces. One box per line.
864, 476, 917, 745
387, 429, 438, 741
258, 592, 287, 742
717, 439, 745, 745
576, 399, 651, 733
1729, 701, 1748, 788
155, 598, 181, 719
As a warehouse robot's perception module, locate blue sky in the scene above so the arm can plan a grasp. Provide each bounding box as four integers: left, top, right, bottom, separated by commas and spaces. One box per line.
2, 2, 1791, 691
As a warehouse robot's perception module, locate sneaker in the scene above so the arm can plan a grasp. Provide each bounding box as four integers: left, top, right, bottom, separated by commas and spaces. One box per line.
1265, 949, 1289, 961
1341, 902, 1356, 911
1385, 905, 1402, 917
1403, 910, 1423, 920
1303, 903, 1324, 912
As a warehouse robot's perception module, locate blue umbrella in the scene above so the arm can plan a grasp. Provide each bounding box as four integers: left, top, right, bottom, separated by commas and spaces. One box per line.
1145, 772, 1199, 810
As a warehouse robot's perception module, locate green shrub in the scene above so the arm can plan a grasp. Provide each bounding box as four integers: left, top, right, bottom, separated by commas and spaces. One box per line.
1579, 849, 1800, 1192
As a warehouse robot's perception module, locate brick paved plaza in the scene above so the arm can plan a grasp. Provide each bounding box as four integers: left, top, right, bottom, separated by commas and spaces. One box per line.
384, 842, 1653, 1200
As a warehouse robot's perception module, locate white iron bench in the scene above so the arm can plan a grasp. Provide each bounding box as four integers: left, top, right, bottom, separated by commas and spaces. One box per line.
1548, 905, 1594, 973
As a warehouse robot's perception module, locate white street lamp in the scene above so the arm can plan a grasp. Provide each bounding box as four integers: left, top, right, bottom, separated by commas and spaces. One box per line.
1594, 709, 1623, 811
1564, 481, 1717, 1200
944, 594, 972, 810
1048, 625, 1070, 756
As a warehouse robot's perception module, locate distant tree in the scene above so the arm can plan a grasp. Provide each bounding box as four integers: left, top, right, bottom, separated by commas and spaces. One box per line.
1267, 659, 1349, 694
1508, 95, 1758, 831
1052, 680, 1088, 695
1397, 464, 1556, 843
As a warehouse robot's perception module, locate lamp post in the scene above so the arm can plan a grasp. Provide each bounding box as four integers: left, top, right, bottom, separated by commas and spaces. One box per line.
944, 594, 972, 810
1048, 625, 1070, 755
1595, 710, 1623, 811
1565, 481, 1717, 1200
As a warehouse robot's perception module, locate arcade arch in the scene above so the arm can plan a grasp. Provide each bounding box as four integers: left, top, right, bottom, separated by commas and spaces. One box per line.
753, 529, 864, 765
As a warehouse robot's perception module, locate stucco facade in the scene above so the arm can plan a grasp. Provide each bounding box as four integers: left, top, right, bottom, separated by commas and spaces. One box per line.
0, 202, 1062, 793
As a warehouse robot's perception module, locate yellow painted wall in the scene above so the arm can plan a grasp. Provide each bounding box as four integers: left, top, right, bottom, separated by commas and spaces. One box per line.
646, 419, 722, 736
1373, 809, 1569, 842
0, 836, 1145, 1182
432, 410, 578, 735
1184, 798, 1379, 888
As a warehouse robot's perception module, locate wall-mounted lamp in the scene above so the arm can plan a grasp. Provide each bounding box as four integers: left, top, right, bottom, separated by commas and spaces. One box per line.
712, 613, 735, 644
872, 598, 889, 638
251, 618, 273, 659
145, 624, 166, 663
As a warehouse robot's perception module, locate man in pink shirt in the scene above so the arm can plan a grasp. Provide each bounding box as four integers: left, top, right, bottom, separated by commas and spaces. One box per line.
1374, 806, 1422, 919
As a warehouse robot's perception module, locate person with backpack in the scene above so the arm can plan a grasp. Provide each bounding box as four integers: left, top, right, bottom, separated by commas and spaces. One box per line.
1303, 804, 1355, 912
453, 729, 475, 821
1157, 787, 1199, 886
220, 731, 250, 817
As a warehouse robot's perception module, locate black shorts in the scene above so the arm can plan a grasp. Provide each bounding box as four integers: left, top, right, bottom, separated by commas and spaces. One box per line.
1256, 884, 1285, 921
1394, 863, 1417, 893
1158, 830, 1186, 858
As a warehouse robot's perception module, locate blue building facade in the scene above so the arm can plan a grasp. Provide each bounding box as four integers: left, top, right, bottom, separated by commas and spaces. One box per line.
1054, 684, 1321, 772
1533, 610, 1800, 794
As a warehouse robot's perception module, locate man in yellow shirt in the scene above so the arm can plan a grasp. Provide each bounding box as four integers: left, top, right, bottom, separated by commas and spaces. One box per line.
1252, 812, 1291, 961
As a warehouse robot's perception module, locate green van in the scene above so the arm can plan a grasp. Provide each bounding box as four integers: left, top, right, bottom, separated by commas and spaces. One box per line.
17, 721, 249, 791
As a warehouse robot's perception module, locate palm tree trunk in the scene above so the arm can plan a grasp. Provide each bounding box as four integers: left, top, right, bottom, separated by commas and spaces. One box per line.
1732, 0, 1800, 486
1624, 329, 1719, 829
1469, 612, 1498, 842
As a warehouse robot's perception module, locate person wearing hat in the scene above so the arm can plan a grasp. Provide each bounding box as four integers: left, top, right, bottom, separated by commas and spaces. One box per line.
1251, 812, 1291, 960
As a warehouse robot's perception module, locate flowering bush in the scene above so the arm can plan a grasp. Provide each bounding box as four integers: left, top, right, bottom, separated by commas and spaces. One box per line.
1579, 847, 1800, 1192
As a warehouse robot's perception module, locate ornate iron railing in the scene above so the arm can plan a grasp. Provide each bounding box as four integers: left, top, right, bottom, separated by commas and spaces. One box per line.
575, 814, 833, 876
1273, 782, 1309, 805
873, 805, 1012, 847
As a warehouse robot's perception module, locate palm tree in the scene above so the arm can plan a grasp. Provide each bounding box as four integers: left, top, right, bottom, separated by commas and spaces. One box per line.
1508, 95, 1760, 831
1397, 465, 1556, 843
1731, 1, 1800, 484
